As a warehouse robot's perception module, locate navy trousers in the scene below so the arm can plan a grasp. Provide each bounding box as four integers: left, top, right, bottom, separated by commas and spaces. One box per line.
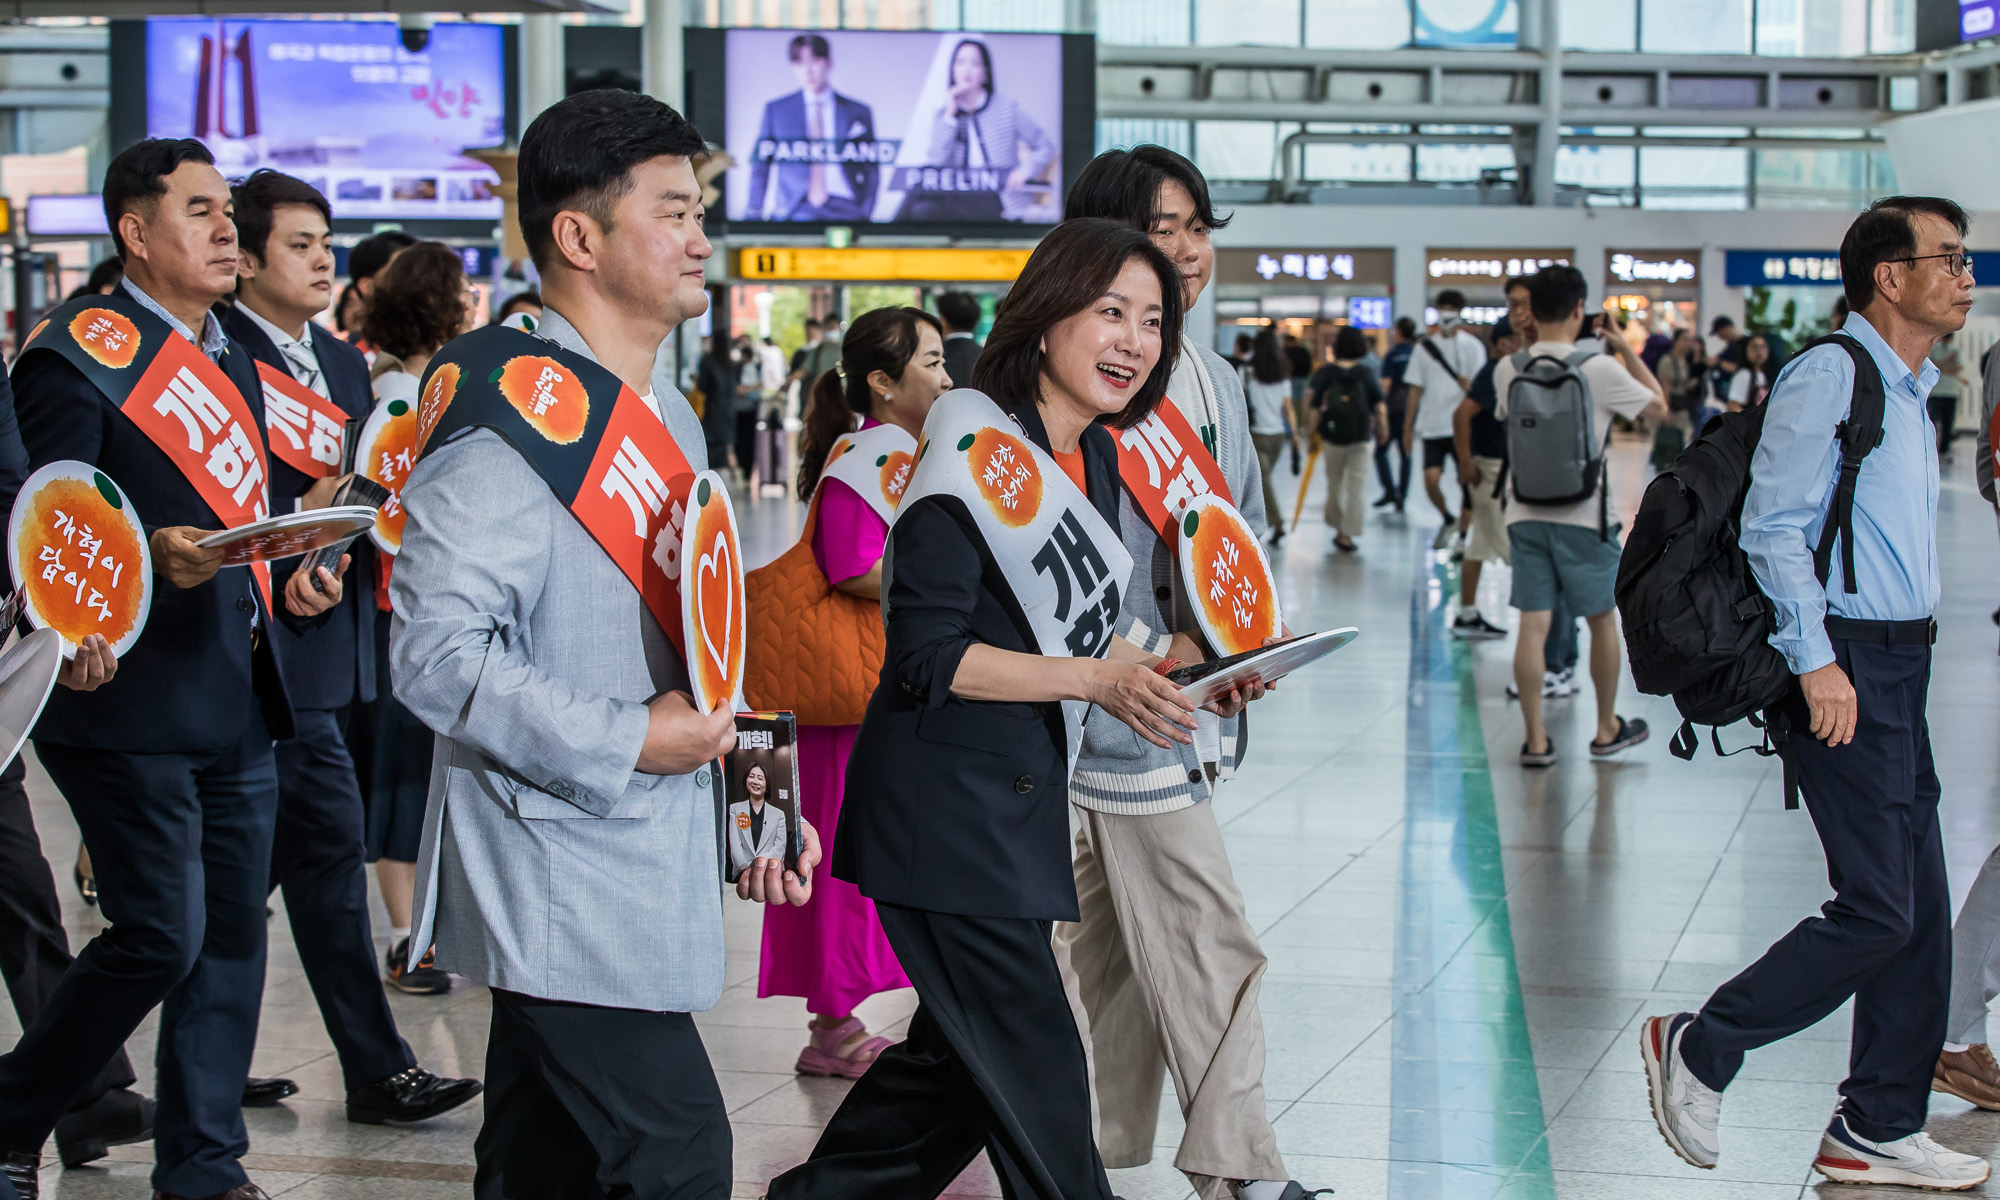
0, 755, 137, 1110
271, 707, 413, 1090
0, 718, 278, 1197
1681, 638, 1948, 1142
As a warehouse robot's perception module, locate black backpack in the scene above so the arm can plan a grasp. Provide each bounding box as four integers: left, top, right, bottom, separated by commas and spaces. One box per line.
1615, 333, 1885, 807
1316, 367, 1372, 445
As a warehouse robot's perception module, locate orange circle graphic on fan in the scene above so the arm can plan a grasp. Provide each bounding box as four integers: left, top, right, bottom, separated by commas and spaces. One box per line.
684, 477, 746, 714
16, 479, 146, 650
962, 428, 1042, 528
880, 450, 914, 506
1183, 503, 1279, 657
416, 362, 460, 452
68, 309, 140, 370
359, 401, 421, 553
495, 356, 589, 444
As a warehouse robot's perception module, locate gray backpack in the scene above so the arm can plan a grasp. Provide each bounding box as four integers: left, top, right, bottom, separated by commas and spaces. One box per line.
1505, 348, 1609, 533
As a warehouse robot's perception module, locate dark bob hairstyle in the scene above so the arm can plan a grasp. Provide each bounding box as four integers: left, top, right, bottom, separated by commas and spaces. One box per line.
1063, 144, 1231, 233
971, 217, 1182, 432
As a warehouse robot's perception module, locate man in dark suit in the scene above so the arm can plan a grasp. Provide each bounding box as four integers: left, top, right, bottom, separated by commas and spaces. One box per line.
747, 33, 878, 222
0, 138, 344, 1200
222, 169, 480, 1129
936, 290, 982, 387
0, 364, 151, 1185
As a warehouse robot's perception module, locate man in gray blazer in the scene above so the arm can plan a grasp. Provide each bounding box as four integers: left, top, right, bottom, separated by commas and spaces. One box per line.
389, 91, 818, 1200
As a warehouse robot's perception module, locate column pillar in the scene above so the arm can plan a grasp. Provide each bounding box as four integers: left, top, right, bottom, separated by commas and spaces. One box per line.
520, 14, 565, 128
644, 0, 685, 111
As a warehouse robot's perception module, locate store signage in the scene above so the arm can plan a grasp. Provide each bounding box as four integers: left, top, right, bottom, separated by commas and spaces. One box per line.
737, 246, 1033, 282
1724, 250, 1842, 287
1608, 251, 1698, 286
1349, 297, 1393, 329
1216, 248, 1393, 288
1424, 249, 1572, 286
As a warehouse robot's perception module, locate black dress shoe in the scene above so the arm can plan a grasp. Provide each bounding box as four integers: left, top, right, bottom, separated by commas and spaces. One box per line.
240, 1077, 297, 1107
347, 1067, 483, 1125
54, 1087, 153, 1167
1, 1147, 37, 1200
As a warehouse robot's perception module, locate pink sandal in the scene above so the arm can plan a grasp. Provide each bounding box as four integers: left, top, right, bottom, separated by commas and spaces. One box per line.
795, 1017, 894, 1079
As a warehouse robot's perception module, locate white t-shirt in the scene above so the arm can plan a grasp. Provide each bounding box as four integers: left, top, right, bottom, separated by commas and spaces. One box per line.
1405, 328, 1486, 440
1243, 376, 1291, 436
1728, 367, 1772, 408
1494, 341, 1659, 530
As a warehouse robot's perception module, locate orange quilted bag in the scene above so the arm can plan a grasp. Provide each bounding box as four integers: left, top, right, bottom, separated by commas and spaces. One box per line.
743, 498, 885, 726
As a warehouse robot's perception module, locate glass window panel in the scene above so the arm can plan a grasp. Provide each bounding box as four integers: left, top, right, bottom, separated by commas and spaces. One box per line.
1304, 0, 1412, 48
1195, 120, 1295, 179
959, 0, 1065, 30
1562, 0, 1635, 50
1100, 0, 1192, 43
1196, 0, 1301, 45
1872, 0, 1915, 52
1641, 145, 1746, 208
1556, 144, 1634, 187
1642, 192, 1747, 209
1755, 0, 1868, 56
1754, 147, 1895, 208
1302, 133, 1412, 181
1416, 142, 1515, 181
1889, 76, 1919, 110
1096, 119, 1193, 157
1642, 0, 1749, 52
1415, 0, 1516, 46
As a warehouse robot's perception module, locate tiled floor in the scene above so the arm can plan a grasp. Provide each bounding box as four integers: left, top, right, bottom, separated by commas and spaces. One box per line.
12, 437, 2000, 1198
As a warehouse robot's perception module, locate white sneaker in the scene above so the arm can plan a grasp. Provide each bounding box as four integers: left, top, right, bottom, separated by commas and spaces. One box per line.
1641, 1013, 1721, 1169
1813, 1114, 1991, 1190
1433, 524, 1456, 550
1505, 670, 1568, 700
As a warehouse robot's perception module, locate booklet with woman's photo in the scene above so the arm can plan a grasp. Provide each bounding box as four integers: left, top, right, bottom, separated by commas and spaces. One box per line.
724, 712, 803, 882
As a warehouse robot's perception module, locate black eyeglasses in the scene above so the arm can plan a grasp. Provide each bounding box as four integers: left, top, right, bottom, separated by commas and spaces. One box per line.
1895, 252, 1973, 277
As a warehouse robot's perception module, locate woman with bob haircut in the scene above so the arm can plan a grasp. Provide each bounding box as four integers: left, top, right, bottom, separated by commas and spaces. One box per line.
768, 218, 1205, 1200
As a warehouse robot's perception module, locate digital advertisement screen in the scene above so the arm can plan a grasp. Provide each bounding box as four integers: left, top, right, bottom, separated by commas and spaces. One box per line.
1964, 0, 1998, 40
144, 19, 505, 221
721, 28, 1068, 228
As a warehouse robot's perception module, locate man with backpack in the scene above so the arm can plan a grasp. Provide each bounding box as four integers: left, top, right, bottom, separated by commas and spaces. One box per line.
1643, 196, 1988, 1191
1403, 289, 1485, 551
1492, 265, 1666, 767
1307, 325, 1386, 553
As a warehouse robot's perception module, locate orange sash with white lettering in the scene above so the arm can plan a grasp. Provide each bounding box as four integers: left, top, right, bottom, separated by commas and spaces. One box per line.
24, 295, 274, 612
1112, 399, 1234, 545
415, 325, 698, 658
256, 360, 349, 479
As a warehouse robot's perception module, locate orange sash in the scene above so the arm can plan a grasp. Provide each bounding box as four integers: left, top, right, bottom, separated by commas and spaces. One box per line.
417, 325, 700, 659
27, 298, 274, 612
1112, 399, 1234, 545
256, 360, 349, 479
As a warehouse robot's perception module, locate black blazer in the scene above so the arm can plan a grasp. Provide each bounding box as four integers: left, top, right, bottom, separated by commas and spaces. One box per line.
13, 287, 297, 751
222, 302, 378, 711
941, 335, 982, 392
835, 403, 1122, 922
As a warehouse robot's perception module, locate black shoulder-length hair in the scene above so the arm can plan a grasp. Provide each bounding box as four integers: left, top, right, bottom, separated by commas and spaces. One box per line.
1063, 144, 1231, 233
949, 39, 994, 95
971, 217, 1183, 433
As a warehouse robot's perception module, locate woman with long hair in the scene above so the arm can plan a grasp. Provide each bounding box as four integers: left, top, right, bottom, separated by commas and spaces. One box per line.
1243, 325, 1295, 544
1728, 333, 1774, 411
352, 241, 474, 994
903, 37, 1057, 222
753, 305, 952, 1077
768, 219, 1200, 1200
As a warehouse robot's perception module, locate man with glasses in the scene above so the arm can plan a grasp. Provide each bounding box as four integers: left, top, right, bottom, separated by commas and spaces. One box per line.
1644, 197, 1988, 1191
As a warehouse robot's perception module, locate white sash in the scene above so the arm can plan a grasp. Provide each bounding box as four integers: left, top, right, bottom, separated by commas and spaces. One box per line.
817, 421, 917, 524
897, 390, 1134, 772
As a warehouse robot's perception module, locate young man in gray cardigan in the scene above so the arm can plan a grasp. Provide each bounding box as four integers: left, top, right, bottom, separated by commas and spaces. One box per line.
1055, 147, 1329, 1200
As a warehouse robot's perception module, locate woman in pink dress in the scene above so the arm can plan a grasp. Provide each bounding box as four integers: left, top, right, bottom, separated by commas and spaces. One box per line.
762, 305, 955, 1076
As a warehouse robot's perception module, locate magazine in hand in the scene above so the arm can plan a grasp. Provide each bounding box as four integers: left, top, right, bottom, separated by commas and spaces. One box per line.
723, 712, 802, 883
1168, 627, 1360, 708
300, 475, 392, 593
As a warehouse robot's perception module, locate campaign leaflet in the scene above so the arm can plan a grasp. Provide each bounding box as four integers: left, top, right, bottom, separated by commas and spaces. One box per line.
724, 712, 802, 883
724, 28, 1065, 225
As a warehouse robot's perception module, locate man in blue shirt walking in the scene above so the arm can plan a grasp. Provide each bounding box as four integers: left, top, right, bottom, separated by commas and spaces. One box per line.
1643, 197, 1987, 1191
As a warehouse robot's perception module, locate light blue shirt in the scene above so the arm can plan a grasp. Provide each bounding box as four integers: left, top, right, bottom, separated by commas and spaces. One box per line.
121, 277, 228, 362
1741, 313, 1940, 676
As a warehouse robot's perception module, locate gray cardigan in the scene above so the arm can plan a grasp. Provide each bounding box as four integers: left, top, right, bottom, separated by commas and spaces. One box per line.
1071, 341, 1270, 815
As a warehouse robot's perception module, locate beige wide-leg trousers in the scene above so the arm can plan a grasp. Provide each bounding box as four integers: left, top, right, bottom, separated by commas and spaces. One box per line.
1053, 802, 1286, 1199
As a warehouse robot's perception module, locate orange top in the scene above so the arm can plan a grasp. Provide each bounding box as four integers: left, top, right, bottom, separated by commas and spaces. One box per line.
1051, 446, 1087, 494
